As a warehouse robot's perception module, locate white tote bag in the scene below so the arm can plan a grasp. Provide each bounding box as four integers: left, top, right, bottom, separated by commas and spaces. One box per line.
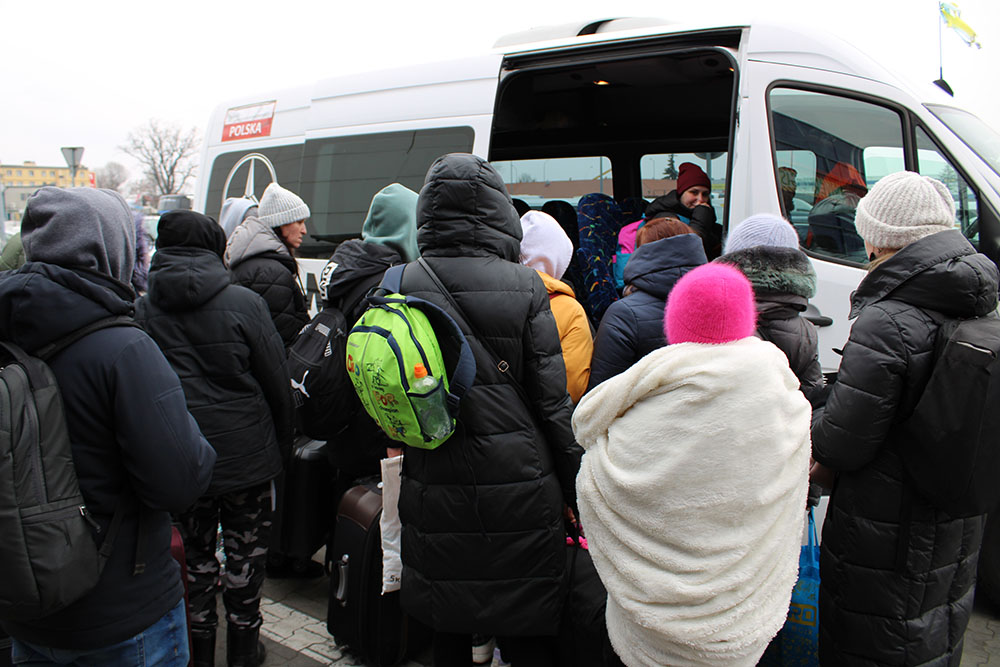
380, 455, 404, 594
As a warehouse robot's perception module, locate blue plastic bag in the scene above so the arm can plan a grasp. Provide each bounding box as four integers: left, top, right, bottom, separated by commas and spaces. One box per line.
782, 507, 820, 665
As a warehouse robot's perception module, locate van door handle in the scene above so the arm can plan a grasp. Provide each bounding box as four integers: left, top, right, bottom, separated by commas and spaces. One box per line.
804, 304, 833, 327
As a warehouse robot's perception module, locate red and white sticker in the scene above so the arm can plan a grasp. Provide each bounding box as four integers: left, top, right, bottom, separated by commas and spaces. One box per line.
222, 101, 276, 142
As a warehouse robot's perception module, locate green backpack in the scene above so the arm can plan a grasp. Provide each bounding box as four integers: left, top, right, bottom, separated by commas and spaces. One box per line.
346, 261, 475, 449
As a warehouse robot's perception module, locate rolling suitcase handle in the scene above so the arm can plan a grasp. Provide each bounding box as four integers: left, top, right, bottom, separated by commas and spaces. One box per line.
335, 554, 350, 606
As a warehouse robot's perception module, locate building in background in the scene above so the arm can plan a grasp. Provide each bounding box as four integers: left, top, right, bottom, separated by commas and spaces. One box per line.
1, 160, 95, 221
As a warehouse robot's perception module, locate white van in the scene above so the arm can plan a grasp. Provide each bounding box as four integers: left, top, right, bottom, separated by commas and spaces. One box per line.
194, 18, 1000, 372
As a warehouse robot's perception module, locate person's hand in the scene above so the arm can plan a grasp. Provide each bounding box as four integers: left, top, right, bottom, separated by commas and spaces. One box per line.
386, 447, 403, 459
563, 504, 577, 524
810, 460, 836, 490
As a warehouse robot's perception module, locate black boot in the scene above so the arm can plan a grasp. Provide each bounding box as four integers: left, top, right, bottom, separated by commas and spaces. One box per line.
226, 624, 266, 667
191, 628, 216, 667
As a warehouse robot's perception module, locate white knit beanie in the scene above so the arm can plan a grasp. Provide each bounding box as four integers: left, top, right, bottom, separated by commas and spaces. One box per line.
724, 213, 799, 254
258, 182, 310, 228
854, 171, 955, 249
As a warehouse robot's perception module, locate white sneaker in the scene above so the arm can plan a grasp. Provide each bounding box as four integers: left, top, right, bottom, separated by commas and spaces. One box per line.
472, 635, 496, 665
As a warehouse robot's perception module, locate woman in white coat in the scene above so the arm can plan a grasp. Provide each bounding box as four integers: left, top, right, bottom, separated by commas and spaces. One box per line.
573, 262, 812, 667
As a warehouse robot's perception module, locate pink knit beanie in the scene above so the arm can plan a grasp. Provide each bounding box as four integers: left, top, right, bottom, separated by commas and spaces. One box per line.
664, 263, 757, 344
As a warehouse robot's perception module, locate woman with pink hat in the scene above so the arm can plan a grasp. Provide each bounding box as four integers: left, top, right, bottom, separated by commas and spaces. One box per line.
573, 263, 812, 666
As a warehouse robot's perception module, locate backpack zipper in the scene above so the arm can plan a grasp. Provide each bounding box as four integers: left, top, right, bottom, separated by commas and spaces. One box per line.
21, 504, 94, 526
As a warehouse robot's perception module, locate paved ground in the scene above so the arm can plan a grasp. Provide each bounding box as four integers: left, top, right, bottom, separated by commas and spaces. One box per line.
208, 546, 1000, 666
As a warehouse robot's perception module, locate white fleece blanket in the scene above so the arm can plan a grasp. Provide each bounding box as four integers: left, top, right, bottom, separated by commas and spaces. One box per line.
573, 337, 811, 667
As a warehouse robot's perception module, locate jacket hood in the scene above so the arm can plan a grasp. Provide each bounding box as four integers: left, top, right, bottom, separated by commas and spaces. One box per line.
715, 246, 817, 300
645, 190, 692, 221
361, 184, 420, 262
22, 187, 136, 287
224, 215, 290, 268
624, 233, 707, 298
537, 269, 576, 298
415, 153, 522, 262
520, 210, 573, 281
146, 248, 232, 312
156, 210, 226, 257
219, 198, 257, 239
851, 229, 998, 319
320, 239, 401, 306
0, 262, 134, 353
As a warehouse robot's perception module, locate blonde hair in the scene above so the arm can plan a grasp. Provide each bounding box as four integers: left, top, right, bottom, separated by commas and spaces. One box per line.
867, 249, 900, 272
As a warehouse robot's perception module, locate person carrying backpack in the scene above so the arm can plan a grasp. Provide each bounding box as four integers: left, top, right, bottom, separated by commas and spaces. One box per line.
136, 211, 293, 667
811, 171, 999, 666
0, 187, 216, 666
395, 154, 582, 667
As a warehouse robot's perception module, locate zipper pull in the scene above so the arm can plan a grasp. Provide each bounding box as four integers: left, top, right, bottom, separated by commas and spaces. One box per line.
80, 506, 101, 533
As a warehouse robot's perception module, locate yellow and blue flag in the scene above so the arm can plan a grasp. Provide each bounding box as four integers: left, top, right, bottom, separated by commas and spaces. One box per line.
940, 2, 982, 49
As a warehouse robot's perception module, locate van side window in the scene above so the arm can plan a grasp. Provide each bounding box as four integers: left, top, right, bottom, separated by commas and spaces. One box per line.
770, 88, 906, 264
491, 157, 613, 210
915, 126, 979, 245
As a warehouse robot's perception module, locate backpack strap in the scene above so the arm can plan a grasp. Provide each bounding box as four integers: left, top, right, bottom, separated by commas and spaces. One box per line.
35, 316, 140, 362
368, 263, 476, 417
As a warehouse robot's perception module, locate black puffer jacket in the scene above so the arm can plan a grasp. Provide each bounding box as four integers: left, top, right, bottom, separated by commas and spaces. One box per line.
812, 230, 998, 667
715, 245, 823, 397
0, 263, 215, 649
319, 239, 400, 478
137, 221, 293, 496
224, 216, 309, 347
397, 154, 582, 636
644, 190, 723, 259
587, 232, 705, 391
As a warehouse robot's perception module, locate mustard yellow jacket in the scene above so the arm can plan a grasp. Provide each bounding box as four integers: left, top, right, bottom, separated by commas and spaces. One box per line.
538, 270, 593, 403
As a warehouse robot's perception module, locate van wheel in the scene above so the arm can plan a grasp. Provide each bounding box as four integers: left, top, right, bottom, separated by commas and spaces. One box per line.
978, 512, 1000, 606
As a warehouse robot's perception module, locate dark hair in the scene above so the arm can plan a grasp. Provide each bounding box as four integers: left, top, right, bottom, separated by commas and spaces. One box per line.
636, 217, 693, 247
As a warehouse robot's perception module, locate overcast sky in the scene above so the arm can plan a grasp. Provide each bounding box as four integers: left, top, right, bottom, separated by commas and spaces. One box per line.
4, 0, 998, 186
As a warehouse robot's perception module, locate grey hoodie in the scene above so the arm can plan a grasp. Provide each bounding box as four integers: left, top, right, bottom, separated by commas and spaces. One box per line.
224, 215, 289, 268
219, 197, 257, 239
22, 187, 135, 285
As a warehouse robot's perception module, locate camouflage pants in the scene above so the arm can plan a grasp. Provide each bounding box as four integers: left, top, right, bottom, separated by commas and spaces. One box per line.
178, 481, 272, 632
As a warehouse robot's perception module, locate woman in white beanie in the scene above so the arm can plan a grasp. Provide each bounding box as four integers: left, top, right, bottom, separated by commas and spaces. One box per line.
811, 171, 998, 666
224, 182, 311, 347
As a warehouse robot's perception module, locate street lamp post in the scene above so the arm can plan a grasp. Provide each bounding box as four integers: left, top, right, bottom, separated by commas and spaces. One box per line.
60, 147, 84, 188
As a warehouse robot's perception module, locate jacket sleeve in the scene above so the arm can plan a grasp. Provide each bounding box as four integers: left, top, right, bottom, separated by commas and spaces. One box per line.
587, 302, 637, 392
812, 304, 907, 471
112, 333, 217, 512
523, 274, 584, 509
560, 297, 594, 403
247, 295, 295, 460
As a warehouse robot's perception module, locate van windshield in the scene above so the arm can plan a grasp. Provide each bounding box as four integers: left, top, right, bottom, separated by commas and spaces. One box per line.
926, 105, 1000, 178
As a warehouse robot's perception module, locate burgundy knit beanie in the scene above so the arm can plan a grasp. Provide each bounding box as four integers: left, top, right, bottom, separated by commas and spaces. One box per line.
675, 162, 711, 197
664, 263, 756, 344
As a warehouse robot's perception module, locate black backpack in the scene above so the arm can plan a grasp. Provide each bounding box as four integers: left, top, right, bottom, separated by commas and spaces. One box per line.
0, 317, 134, 621
899, 310, 1000, 516
288, 307, 353, 440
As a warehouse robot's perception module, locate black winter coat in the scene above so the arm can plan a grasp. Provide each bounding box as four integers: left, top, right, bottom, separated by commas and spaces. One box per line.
319, 239, 400, 478
137, 247, 293, 496
587, 232, 705, 391
715, 245, 823, 398
644, 190, 723, 259
0, 263, 215, 650
397, 154, 582, 636
812, 230, 998, 666
225, 216, 309, 347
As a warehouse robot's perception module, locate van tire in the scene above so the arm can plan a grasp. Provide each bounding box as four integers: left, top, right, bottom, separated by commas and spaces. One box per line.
977, 512, 1000, 606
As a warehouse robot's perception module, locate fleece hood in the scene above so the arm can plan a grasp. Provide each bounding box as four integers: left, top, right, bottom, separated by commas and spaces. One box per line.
415, 153, 522, 262
224, 215, 290, 268
361, 184, 420, 262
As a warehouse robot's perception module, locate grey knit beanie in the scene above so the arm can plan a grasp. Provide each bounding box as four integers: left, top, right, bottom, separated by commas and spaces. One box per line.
724, 213, 799, 254
854, 171, 955, 249
258, 182, 310, 228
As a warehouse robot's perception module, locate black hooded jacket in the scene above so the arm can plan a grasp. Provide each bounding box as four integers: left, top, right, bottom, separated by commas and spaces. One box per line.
318, 239, 400, 477
588, 232, 706, 391
812, 230, 998, 666
136, 212, 293, 496
644, 190, 723, 259
0, 263, 215, 649
395, 154, 583, 636
715, 245, 823, 397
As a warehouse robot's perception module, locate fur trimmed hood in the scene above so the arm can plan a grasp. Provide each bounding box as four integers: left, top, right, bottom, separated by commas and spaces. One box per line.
715, 246, 816, 300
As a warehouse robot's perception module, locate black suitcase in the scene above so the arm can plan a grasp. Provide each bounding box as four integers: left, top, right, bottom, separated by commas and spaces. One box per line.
326, 480, 409, 667
276, 437, 333, 560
